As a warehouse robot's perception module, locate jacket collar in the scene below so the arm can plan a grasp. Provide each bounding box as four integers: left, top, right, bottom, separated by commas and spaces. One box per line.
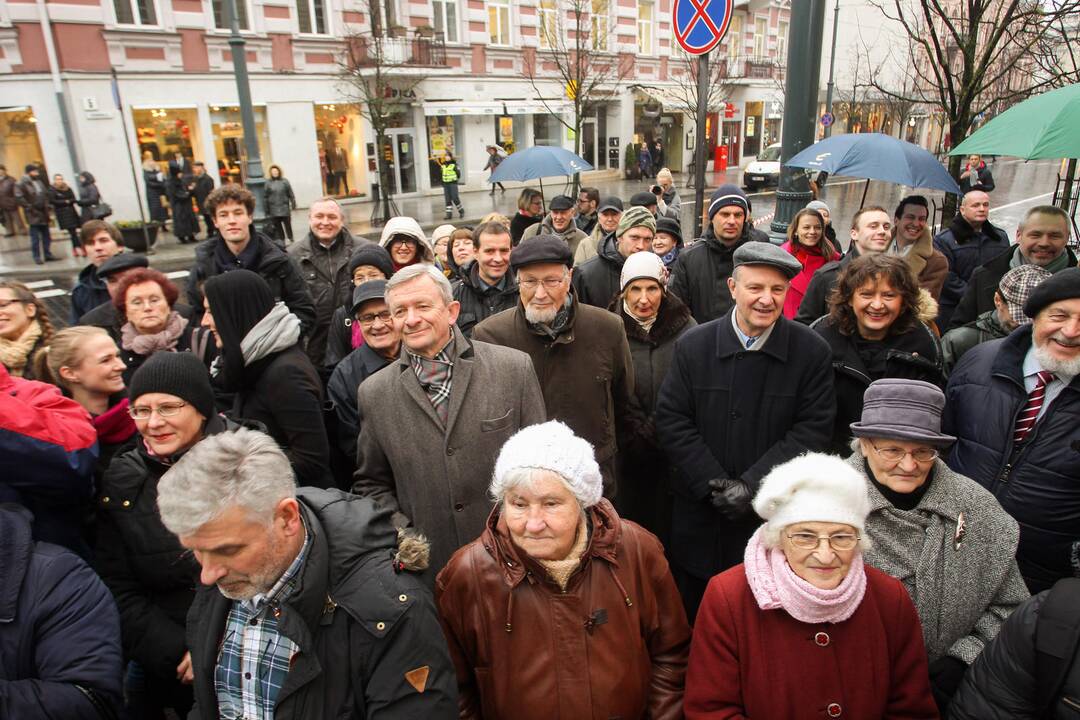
990, 324, 1034, 388
517, 292, 580, 345
715, 308, 792, 361
295, 229, 352, 260
357, 341, 396, 375
462, 260, 518, 295
949, 214, 1003, 245
394, 324, 476, 430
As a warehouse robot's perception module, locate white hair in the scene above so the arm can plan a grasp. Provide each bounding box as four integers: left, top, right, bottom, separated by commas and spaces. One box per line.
490, 466, 586, 512
386, 263, 453, 305
157, 427, 296, 538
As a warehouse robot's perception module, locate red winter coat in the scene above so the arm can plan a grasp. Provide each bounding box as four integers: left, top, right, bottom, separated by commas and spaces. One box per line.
685, 563, 938, 720
781, 240, 839, 320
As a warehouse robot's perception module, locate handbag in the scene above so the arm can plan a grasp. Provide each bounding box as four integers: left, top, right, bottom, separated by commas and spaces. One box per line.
91, 202, 113, 220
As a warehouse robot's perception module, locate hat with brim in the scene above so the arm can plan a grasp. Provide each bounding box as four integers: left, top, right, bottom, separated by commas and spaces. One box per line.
98, 252, 149, 278
510, 234, 573, 272
849, 378, 956, 447
350, 279, 388, 315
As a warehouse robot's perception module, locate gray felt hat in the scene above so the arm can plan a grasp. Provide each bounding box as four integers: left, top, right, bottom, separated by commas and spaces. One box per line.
849, 378, 956, 447
733, 241, 803, 279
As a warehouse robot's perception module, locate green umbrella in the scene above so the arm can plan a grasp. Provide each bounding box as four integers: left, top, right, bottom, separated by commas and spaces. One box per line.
950, 82, 1080, 159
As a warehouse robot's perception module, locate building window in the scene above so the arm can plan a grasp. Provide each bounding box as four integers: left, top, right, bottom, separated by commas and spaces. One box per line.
212, 0, 250, 30
433, 0, 458, 43
538, 0, 557, 49
297, 0, 327, 33
753, 16, 766, 57
488, 0, 510, 46
637, 0, 653, 55
726, 12, 742, 61
590, 0, 608, 50
370, 0, 398, 36
113, 0, 157, 26
777, 19, 788, 62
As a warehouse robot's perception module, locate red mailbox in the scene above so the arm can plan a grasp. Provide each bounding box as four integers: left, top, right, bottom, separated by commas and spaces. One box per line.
715, 145, 729, 173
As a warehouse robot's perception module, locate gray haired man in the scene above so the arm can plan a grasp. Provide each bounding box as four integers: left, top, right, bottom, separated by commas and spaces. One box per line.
158, 427, 458, 719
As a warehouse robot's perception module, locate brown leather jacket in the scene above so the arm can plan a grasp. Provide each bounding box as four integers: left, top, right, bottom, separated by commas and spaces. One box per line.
436, 499, 690, 720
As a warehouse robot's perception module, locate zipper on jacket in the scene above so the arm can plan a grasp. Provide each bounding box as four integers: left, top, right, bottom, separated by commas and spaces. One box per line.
1062, 695, 1080, 712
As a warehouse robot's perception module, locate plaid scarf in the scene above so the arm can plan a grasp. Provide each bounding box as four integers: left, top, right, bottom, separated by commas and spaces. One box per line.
408, 336, 455, 426
214, 527, 311, 720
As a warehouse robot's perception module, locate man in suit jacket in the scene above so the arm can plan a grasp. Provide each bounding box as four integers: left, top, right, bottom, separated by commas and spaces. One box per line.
352, 264, 546, 580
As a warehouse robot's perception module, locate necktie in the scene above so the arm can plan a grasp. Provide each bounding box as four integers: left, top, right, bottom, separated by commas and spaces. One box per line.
745, 335, 758, 348
1013, 370, 1055, 445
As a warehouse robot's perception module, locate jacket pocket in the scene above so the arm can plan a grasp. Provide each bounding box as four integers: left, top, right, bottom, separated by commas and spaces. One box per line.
481, 409, 513, 433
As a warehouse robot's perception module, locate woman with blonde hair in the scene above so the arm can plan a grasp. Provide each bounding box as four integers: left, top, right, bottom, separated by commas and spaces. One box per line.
0, 280, 55, 380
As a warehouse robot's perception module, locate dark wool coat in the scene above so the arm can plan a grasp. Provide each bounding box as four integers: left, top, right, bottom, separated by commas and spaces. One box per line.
144, 168, 168, 222
14, 174, 50, 225
192, 173, 215, 212
510, 211, 540, 246
0, 506, 123, 719
948, 245, 1079, 331
70, 263, 110, 324
77, 173, 102, 224
436, 500, 690, 720
654, 311, 835, 579
0, 174, 16, 211
612, 292, 696, 540
472, 296, 635, 498
572, 233, 625, 309
287, 230, 363, 365
264, 177, 296, 218
950, 586, 1080, 720
186, 233, 317, 334
932, 215, 1010, 329
185, 489, 459, 719
943, 325, 1080, 594
352, 327, 547, 579
327, 342, 394, 464
47, 184, 80, 230
813, 316, 944, 455
684, 563, 938, 720
666, 226, 772, 324
941, 309, 1010, 375
452, 262, 519, 338
233, 344, 332, 489
167, 174, 199, 238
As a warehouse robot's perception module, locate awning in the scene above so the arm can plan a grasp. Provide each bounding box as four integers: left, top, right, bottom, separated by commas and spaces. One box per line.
422, 100, 573, 116
634, 86, 724, 114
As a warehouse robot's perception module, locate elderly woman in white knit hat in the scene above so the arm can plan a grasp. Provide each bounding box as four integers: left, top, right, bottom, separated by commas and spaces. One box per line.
436, 420, 690, 720
610, 250, 696, 544
685, 452, 938, 719
848, 377, 1030, 713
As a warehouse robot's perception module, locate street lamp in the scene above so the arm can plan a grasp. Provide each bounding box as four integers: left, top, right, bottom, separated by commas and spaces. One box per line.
769, 0, 826, 241
223, 0, 268, 230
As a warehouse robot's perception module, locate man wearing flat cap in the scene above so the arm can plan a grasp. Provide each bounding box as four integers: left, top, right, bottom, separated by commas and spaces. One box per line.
656, 241, 836, 620
574, 196, 623, 265
944, 266, 1080, 594
667, 184, 771, 324
573, 205, 656, 308
520, 194, 590, 257
473, 234, 635, 498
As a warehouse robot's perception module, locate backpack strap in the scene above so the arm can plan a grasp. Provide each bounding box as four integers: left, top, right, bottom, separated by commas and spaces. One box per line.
1035, 577, 1080, 715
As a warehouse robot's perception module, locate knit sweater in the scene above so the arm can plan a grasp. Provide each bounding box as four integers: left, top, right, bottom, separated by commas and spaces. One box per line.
848, 453, 1030, 664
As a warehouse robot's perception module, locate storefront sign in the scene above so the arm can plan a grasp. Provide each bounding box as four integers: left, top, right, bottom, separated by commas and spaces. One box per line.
746, 116, 756, 137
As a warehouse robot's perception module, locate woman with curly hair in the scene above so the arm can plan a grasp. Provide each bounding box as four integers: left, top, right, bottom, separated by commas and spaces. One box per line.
0, 280, 55, 380
812, 253, 944, 454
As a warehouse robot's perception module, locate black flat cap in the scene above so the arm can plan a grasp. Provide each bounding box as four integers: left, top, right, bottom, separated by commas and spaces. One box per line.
549, 195, 575, 211
630, 191, 658, 208
1023, 267, 1080, 319
510, 234, 573, 272
351, 279, 388, 314
98, 253, 149, 278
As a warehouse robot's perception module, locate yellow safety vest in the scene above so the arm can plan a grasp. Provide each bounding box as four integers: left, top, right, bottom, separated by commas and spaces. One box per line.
441, 162, 458, 183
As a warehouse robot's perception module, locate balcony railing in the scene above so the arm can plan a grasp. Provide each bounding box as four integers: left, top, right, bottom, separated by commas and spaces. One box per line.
716, 55, 785, 81
349, 35, 448, 68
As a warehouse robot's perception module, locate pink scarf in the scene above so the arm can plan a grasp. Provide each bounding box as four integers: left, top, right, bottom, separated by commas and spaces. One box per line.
743, 526, 867, 624
350, 321, 366, 350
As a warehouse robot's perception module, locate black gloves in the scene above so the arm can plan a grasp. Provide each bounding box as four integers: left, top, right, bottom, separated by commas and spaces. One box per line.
708, 477, 753, 519
928, 655, 968, 714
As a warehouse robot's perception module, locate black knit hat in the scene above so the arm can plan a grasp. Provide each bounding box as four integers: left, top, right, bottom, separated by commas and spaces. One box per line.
128, 352, 215, 420
347, 243, 393, 280
1023, 267, 1080, 319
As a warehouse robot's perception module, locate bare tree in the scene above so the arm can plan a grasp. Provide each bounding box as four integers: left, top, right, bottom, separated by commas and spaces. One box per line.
662, 49, 737, 127
836, 47, 872, 134
866, 0, 1080, 214
337, 2, 438, 224
524, 0, 630, 189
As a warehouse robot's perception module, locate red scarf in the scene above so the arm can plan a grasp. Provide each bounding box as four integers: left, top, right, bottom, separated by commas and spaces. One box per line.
93, 397, 137, 445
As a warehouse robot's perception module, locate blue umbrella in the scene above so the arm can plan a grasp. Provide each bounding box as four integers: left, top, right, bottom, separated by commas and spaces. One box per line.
489, 146, 594, 204
785, 133, 960, 203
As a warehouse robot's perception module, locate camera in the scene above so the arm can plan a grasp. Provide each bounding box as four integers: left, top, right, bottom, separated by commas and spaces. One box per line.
651, 185, 662, 194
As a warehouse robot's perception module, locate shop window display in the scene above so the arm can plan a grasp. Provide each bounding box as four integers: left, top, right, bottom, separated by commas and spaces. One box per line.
133, 108, 203, 166
426, 116, 458, 187
0, 108, 46, 178
210, 106, 271, 186
314, 104, 367, 198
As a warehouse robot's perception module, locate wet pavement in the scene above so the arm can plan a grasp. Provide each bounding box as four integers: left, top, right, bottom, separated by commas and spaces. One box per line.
2, 157, 1067, 326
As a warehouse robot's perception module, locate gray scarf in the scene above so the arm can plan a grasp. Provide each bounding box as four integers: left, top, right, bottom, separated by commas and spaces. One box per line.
1010, 244, 1071, 273
240, 302, 301, 366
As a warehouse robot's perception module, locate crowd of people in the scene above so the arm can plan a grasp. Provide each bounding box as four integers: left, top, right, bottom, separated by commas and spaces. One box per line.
0, 163, 1078, 720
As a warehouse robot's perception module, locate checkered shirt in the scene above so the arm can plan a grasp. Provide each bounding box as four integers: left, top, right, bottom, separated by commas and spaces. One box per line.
408, 340, 455, 426
214, 529, 311, 720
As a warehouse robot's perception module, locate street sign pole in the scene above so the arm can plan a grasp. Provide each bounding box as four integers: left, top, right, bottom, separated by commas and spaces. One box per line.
692, 52, 709, 239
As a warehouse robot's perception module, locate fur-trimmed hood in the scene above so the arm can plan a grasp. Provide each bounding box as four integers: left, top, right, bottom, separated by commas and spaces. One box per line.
378, 216, 435, 265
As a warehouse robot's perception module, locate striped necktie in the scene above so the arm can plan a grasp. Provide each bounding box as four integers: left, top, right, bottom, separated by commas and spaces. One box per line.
1013, 370, 1055, 445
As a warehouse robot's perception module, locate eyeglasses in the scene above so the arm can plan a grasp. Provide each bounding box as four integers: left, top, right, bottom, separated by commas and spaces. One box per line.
786, 532, 860, 551
357, 310, 392, 325
129, 402, 187, 420
869, 441, 938, 464
519, 277, 567, 290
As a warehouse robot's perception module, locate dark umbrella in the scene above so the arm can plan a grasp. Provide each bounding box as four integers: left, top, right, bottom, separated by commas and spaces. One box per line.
786, 133, 960, 205
489, 146, 594, 207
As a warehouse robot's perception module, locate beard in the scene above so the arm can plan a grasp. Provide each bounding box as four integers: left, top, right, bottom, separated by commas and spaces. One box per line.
215, 530, 293, 601
1035, 337, 1080, 377
524, 304, 558, 325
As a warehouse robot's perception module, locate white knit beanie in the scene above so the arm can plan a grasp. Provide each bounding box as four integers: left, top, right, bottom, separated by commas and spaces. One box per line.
620, 251, 666, 291
752, 453, 870, 535
491, 421, 602, 508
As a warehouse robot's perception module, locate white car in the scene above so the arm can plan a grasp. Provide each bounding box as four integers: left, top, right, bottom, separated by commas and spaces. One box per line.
742, 143, 782, 192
